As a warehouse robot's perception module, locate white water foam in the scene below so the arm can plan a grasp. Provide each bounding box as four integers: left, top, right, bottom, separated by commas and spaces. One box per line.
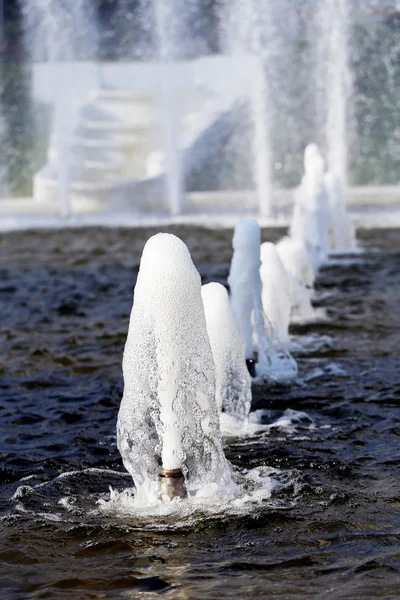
324, 172, 356, 252
288, 275, 328, 326
290, 144, 331, 269
276, 236, 316, 289
274, 236, 325, 325
289, 334, 334, 356
260, 242, 292, 348
223, 407, 315, 438
117, 233, 232, 500
228, 220, 297, 384
201, 282, 252, 425
97, 466, 291, 523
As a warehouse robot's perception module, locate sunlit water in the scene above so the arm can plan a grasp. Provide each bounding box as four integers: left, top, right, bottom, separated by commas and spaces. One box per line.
0, 226, 399, 598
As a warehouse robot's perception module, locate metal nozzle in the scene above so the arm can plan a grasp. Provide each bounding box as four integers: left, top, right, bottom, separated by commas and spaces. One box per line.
159, 468, 187, 500
246, 357, 257, 378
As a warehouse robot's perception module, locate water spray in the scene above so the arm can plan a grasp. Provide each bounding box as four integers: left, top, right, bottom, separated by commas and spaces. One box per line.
117, 233, 231, 505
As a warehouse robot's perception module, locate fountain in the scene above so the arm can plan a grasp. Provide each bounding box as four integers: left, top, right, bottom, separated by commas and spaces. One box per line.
274, 235, 324, 324
276, 237, 316, 289
324, 171, 356, 251
289, 272, 320, 324
201, 282, 251, 426
117, 233, 232, 502
3, 4, 400, 594
316, 0, 351, 185
0, 43, 8, 197
220, 0, 273, 218
21, 0, 99, 217
228, 219, 297, 383
290, 143, 331, 269
260, 242, 292, 348
154, 1, 184, 216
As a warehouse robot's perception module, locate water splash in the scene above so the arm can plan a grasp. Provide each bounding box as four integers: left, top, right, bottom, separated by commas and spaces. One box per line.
7, 464, 300, 525
290, 144, 330, 268
117, 233, 232, 503
155, 0, 185, 216
220, 0, 273, 217
249, 408, 315, 436
260, 242, 292, 348
228, 219, 297, 383
324, 172, 356, 251
98, 465, 282, 519
316, 0, 352, 185
276, 236, 316, 289
228, 219, 262, 362
201, 282, 251, 426
275, 237, 324, 324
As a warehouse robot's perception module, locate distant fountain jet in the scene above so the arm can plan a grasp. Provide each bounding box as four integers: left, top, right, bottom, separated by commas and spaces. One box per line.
228, 219, 297, 383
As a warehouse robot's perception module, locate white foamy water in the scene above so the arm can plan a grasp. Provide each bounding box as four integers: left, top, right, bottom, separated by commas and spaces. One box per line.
290, 144, 331, 269
98, 408, 313, 519
97, 465, 299, 524
228, 219, 263, 361
228, 220, 297, 383
249, 408, 315, 435
302, 361, 347, 382
289, 273, 328, 326
276, 236, 316, 289
324, 172, 356, 252
6, 463, 301, 528
117, 233, 232, 499
201, 282, 252, 424
289, 333, 334, 356
222, 406, 315, 439
260, 242, 292, 348
274, 236, 325, 324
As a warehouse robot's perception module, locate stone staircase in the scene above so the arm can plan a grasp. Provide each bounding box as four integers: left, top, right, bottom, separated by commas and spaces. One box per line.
34, 84, 236, 212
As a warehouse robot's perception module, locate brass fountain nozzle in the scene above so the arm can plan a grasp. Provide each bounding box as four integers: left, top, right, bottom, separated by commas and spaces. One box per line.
159, 468, 187, 500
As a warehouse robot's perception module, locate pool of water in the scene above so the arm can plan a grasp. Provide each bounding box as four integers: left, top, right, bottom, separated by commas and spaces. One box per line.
0, 226, 399, 599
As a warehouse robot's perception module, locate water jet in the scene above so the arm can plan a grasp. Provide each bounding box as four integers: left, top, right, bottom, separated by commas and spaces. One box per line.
290, 144, 330, 269
276, 236, 316, 289
117, 232, 231, 503
201, 281, 251, 425
228, 219, 297, 383
324, 171, 356, 252
260, 241, 292, 348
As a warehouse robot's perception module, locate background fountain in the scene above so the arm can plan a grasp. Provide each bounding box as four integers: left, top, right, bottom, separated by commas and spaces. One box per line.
219, 0, 274, 218
21, 0, 99, 216
315, 0, 351, 185
0, 0, 398, 224
290, 144, 331, 268
154, 0, 185, 217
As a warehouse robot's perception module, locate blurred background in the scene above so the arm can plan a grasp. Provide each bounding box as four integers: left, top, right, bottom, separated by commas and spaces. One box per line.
0, 0, 398, 200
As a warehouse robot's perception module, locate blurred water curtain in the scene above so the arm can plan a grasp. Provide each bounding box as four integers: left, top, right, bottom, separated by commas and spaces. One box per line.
0, 0, 398, 198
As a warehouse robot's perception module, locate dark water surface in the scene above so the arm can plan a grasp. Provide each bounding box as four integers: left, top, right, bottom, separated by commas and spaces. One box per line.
0, 226, 399, 599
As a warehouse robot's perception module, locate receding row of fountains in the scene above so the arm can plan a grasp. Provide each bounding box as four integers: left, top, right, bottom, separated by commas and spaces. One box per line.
116, 144, 356, 505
